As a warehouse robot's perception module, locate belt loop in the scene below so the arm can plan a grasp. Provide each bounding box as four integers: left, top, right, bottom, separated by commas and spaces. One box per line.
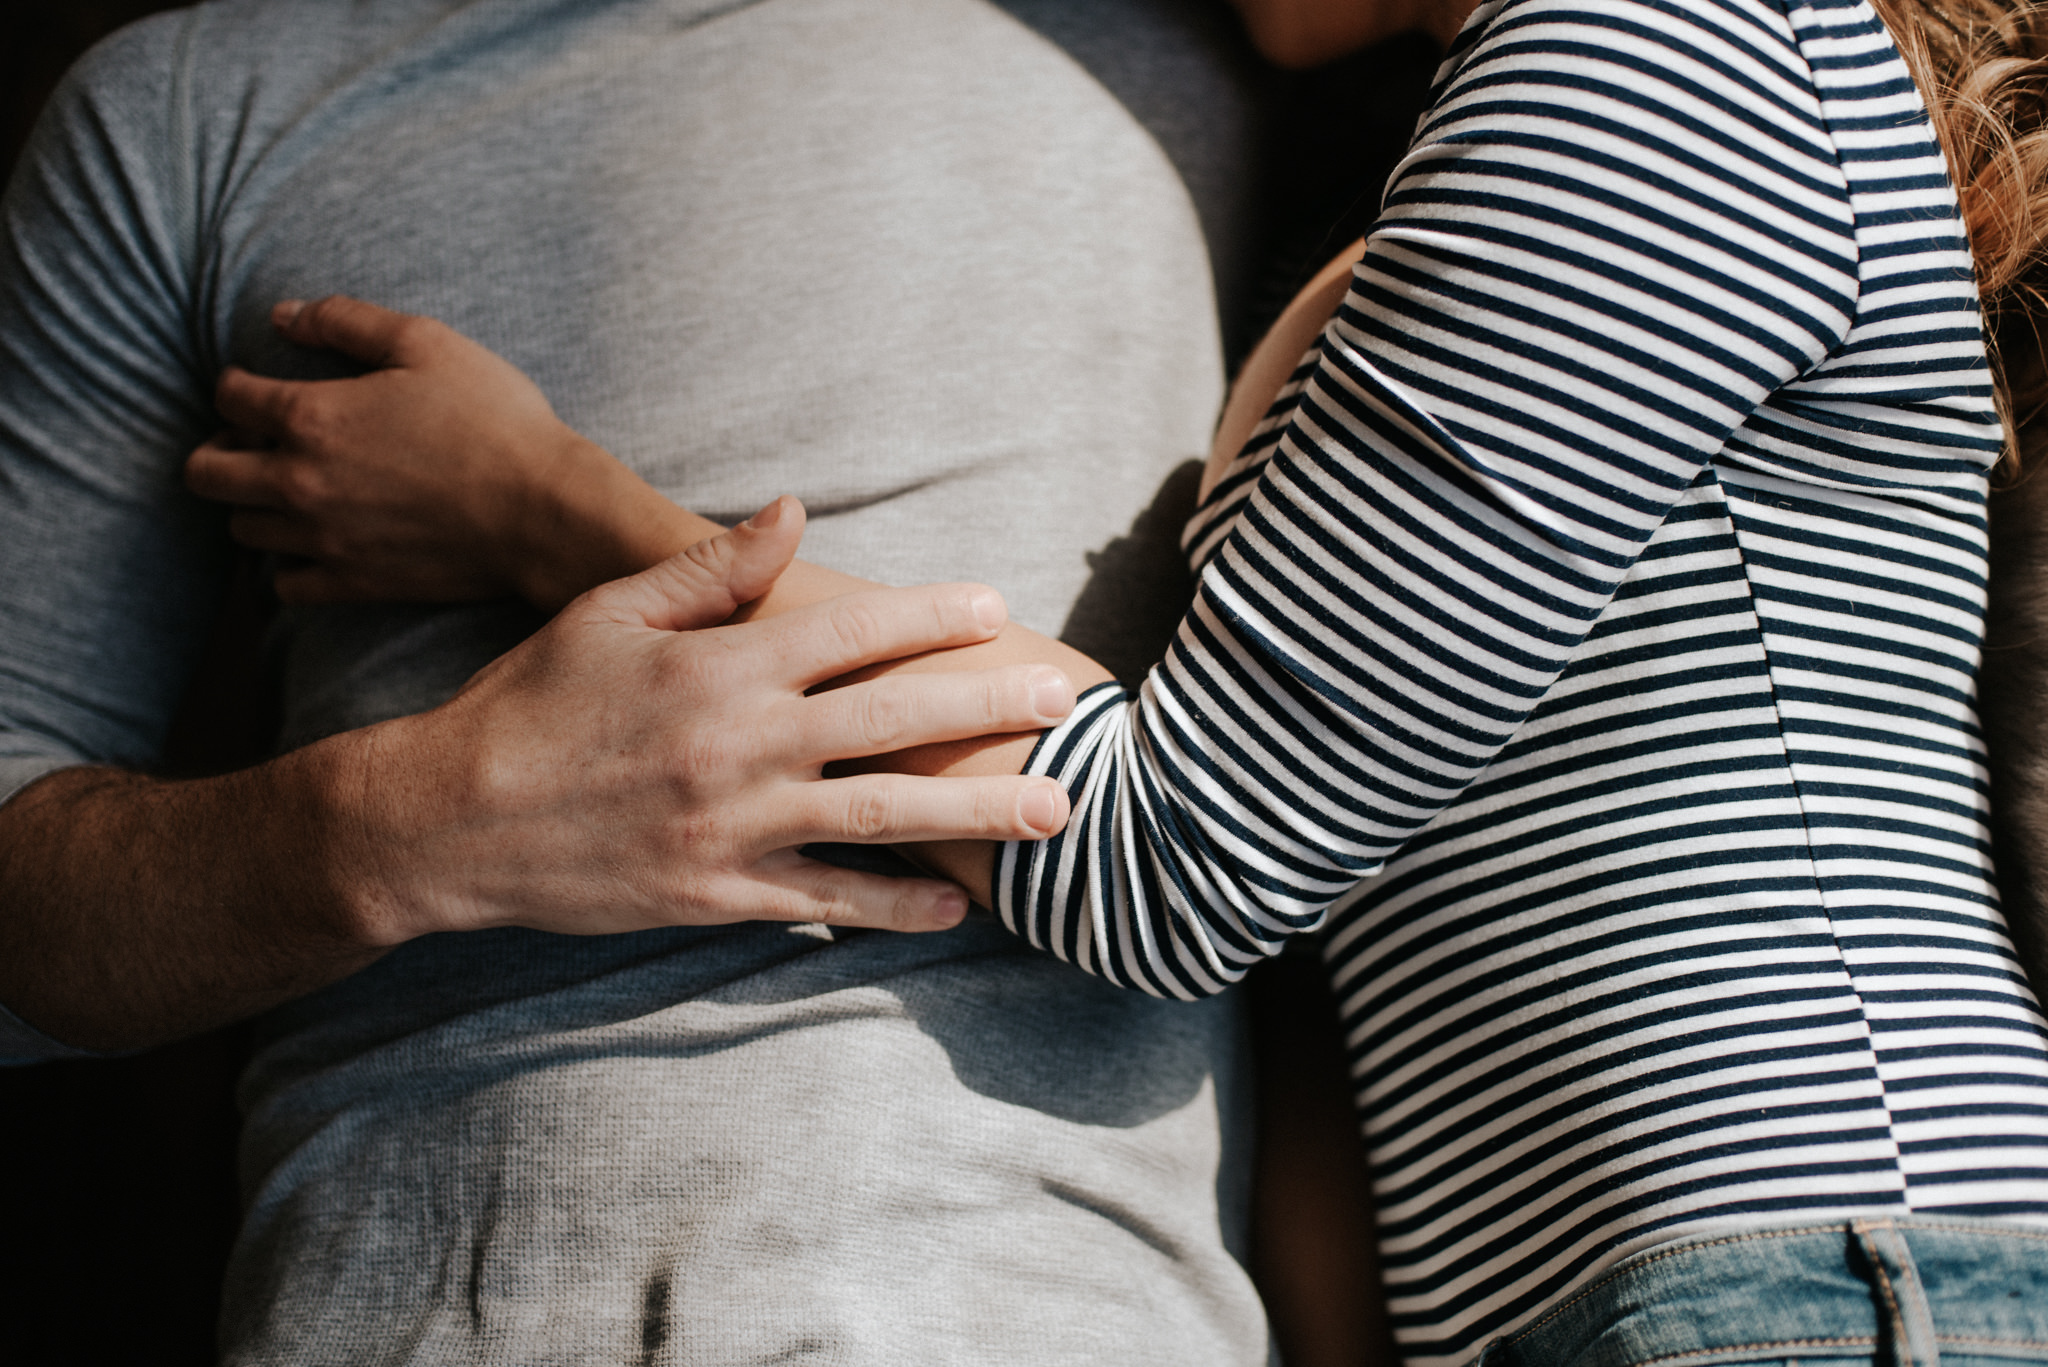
1853, 1218, 1942, 1367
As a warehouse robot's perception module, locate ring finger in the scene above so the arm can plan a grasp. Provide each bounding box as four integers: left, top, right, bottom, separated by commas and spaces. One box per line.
780, 664, 1074, 765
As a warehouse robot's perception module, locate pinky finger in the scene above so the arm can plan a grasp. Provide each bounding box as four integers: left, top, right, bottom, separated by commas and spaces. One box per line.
746, 850, 970, 932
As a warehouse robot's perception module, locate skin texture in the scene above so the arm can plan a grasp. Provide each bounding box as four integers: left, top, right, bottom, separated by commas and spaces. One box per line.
59, 0, 1441, 1328
6, 5, 1446, 1355
0, 500, 1080, 1050
183, 279, 1395, 1367
189, 296, 1117, 905
6, 0, 1428, 1053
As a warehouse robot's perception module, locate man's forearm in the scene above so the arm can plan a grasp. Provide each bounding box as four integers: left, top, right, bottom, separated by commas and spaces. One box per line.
0, 744, 388, 1052
0, 515, 1079, 1051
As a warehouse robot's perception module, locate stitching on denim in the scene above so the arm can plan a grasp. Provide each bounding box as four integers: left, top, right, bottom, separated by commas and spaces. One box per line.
1503, 1221, 2048, 1348
1622, 1338, 2048, 1367
1899, 1222, 2048, 1244
1860, 1229, 1910, 1366
1505, 1227, 1848, 1344
1631, 1334, 1876, 1366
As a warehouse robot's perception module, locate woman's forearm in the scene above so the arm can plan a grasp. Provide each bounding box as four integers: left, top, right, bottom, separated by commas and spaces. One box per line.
527, 243, 1374, 904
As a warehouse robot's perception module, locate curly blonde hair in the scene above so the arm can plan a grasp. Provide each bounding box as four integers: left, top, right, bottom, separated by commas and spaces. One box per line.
1873, 0, 2048, 468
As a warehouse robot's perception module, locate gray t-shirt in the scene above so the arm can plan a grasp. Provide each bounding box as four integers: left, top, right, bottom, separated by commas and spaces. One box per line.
0, 1, 1273, 1361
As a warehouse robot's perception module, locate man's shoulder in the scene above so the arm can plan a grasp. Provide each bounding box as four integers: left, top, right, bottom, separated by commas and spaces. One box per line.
22, 9, 189, 169
34, 0, 463, 161
56, 6, 189, 93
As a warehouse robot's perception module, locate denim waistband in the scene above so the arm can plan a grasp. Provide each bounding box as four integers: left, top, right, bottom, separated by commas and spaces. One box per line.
1476, 1218, 2048, 1367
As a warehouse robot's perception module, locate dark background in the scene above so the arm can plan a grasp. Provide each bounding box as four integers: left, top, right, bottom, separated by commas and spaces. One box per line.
0, 7, 1424, 1363
3, 6, 258, 1366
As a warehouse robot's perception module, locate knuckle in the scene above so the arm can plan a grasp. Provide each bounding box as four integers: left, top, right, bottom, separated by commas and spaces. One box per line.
852, 688, 912, 751
841, 783, 895, 842
310, 525, 350, 562
933, 583, 991, 638
886, 883, 944, 933
182, 450, 217, 493
935, 585, 974, 636
277, 388, 322, 439
663, 729, 731, 802
412, 315, 452, 348
827, 598, 886, 662
278, 460, 325, 511
680, 531, 738, 578
806, 880, 872, 929
302, 297, 346, 339
389, 315, 429, 351
985, 674, 1022, 730
981, 782, 1024, 836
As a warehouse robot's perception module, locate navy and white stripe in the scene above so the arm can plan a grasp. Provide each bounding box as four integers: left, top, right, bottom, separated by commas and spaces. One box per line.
993, 0, 2048, 1359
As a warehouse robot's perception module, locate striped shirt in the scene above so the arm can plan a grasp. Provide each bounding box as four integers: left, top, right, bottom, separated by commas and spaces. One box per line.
992, 0, 2048, 1358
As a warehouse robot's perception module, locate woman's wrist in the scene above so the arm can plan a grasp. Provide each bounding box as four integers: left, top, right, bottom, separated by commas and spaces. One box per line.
485, 430, 892, 621
504, 433, 715, 611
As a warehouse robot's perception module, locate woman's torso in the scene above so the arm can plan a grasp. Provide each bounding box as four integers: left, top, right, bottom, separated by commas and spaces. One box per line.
1310, 0, 2048, 1356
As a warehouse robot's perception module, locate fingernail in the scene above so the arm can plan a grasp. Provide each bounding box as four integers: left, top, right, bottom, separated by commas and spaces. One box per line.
742, 495, 786, 531
927, 885, 968, 927
1030, 669, 1073, 721
970, 589, 1005, 634
272, 299, 305, 327
1019, 783, 1060, 835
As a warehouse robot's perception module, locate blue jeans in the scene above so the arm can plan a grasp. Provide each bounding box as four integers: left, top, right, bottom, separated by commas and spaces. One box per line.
1477, 1219, 2048, 1367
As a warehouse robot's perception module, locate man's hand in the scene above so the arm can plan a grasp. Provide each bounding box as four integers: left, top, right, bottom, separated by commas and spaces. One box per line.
338, 497, 1074, 940
0, 501, 1074, 1050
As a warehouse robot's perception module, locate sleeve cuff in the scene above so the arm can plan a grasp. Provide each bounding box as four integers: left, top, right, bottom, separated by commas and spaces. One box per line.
0, 999, 106, 1066
992, 679, 1131, 930
0, 755, 108, 1062
0, 753, 83, 809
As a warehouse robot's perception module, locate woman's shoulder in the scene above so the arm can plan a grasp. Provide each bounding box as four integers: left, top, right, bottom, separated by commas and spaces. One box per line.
1448, 0, 1819, 75
1426, 0, 1842, 153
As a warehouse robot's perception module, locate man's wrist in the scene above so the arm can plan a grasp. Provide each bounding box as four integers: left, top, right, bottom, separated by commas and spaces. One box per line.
288, 718, 440, 950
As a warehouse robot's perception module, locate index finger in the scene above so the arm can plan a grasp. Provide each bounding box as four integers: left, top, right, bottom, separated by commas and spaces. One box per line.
727, 583, 1009, 690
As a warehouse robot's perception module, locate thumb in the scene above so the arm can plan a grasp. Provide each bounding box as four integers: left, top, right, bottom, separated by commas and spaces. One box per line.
584, 496, 806, 631
271, 294, 430, 368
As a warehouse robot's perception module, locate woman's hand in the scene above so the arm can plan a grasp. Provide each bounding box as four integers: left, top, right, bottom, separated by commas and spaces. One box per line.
184, 296, 691, 611
183, 295, 1113, 910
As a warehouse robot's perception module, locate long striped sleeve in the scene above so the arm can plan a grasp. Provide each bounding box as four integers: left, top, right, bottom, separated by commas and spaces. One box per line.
995, 0, 2048, 1352
997, 0, 1859, 998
